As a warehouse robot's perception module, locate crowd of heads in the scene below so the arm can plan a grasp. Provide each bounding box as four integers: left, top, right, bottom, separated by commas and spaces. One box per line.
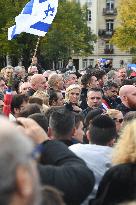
0, 57, 135, 205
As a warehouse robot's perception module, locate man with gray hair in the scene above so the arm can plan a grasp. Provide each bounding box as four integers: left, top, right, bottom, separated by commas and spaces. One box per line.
0, 117, 41, 205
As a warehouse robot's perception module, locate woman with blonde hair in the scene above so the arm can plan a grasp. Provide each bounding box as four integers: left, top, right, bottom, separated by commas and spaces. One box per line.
65, 84, 82, 113
112, 119, 136, 165
106, 109, 123, 132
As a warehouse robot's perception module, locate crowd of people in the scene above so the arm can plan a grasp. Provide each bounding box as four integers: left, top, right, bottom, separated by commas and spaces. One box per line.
0, 56, 136, 205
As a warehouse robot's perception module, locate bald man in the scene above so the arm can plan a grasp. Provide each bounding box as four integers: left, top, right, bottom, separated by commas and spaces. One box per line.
117, 85, 136, 115
27, 74, 46, 96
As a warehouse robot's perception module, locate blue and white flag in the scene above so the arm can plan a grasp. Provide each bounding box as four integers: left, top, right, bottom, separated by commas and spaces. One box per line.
8, 0, 58, 40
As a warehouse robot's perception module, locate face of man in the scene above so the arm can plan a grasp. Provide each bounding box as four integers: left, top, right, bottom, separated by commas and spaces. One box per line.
118, 68, 127, 81
99, 75, 108, 88
56, 92, 64, 106
36, 76, 46, 91
106, 86, 118, 99
14, 100, 28, 117
20, 82, 31, 94
68, 88, 80, 104
126, 88, 136, 109
87, 91, 102, 108
4, 68, 13, 80
57, 76, 64, 90
67, 74, 78, 86
89, 76, 99, 88
30, 66, 38, 75
74, 121, 84, 143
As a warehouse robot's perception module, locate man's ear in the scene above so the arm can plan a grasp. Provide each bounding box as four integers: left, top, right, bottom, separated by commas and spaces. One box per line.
48, 127, 54, 140
16, 165, 33, 197
14, 108, 20, 115
71, 127, 76, 137
86, 130, 90, 142
107, 138, 115, 147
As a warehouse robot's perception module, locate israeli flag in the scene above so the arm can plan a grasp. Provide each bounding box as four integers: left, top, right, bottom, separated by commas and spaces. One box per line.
8, 0, 58, 40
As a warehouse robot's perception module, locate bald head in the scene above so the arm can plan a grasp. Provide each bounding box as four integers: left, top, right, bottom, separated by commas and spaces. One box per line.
119, 85, 136, 97
30, 74, 46, 91
119, 85, 136, 109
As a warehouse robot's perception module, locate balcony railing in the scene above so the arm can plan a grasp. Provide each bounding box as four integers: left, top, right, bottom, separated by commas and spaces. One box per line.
104, 48, 114, 54
98, 29, 114, 38
103, 8, 117, 15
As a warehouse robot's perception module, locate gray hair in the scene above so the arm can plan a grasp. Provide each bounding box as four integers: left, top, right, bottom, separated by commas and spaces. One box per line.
14, 66, 24, 74
107, 70, 117, 80
0, 117, 34, 200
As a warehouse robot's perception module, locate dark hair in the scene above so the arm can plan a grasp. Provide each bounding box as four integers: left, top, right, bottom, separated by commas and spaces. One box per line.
18, 103, 41, 117
122, 79, 133, 86
45, 106, 64, 122
89, 115, 116, 145
87, 88, 103, 95
103, 80, 118, 91
28, 113, 48, 133
49, 108, 75, 139
81, 73, 94, 87
29, 97, 43, 106
74, 113, 83, 128
93, 70, 106, 80
84, 108, 104, 128
0, 76, 4, 81
11, 94, 28, 114
91, 164, 136, 205
41, 186, 65, 205
49, 91, 58, 106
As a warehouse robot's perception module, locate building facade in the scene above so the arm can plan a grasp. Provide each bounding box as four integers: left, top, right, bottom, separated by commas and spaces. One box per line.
73, 0, 133, 70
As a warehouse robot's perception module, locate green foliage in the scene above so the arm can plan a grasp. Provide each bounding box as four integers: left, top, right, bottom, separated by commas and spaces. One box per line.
41, 0, 97, 62
112, 0, 136, 51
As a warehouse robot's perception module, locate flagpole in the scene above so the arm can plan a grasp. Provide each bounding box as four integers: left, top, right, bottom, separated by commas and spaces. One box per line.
32, 36, 41, 59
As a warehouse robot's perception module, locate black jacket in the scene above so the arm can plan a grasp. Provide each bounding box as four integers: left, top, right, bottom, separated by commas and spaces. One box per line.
90, 163, 136, 205
38, 140, 95, 205
117, 103, 136, 116
27, 88, 36, 97
80, 88, 88, 110
102, 96, 121, 109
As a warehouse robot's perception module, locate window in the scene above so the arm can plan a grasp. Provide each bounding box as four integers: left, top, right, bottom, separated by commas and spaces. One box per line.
87, 0, 92, 7
88, 59, 94, 67
105, 41, 113, 50
87, 10, 91, 22
106, 0, 115, 10
82, 59, 87, 69
106, 19, 114, 31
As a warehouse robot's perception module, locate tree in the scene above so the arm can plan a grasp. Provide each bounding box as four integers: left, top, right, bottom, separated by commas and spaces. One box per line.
40, 0, 96, 68
112, 0, 136, 51
0, 0, 38, 67
0, 0, 96, 69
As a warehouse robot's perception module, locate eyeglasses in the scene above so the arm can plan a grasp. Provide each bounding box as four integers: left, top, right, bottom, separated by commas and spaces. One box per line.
113, 118, 123, 123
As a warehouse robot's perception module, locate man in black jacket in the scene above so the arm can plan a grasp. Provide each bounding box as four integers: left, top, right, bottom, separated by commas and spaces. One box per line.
17, 117, 95, 205
39, 140, 95, 205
